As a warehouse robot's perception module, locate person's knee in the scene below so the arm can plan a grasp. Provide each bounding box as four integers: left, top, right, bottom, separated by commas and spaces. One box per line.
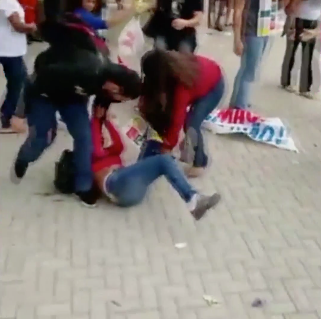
24, 126, 54, 158
158, 153, 175, 170
116, 191, 145, 207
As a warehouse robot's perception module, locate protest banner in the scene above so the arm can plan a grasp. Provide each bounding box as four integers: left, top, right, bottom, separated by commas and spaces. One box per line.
202, 109, 298, 152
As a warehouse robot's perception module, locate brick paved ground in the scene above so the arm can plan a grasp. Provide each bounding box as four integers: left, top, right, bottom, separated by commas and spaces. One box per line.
1, 25, 321, 319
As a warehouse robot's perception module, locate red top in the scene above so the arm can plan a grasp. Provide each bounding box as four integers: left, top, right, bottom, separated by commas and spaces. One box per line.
91, 117, 124, 173
163, 56, 222, 150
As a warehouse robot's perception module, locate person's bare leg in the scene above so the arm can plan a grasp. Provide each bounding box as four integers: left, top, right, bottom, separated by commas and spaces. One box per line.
215, 0, 226, 31
225, 0, 233, 26
116, 0, 123, 10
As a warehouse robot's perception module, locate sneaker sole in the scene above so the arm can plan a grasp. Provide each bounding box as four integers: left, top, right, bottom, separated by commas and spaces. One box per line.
192, 193, 221, 221
73, 194, 97, 208
80, 201, 97, 208
0, 128, 16, 134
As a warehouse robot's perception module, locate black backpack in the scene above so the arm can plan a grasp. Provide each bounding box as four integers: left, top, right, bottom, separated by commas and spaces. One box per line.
54, 149, 75, 194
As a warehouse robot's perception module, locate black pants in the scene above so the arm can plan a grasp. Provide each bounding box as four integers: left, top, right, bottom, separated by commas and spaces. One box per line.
154, 33, 197, 52
0, 56, 27, 123
281, 18, 317, 93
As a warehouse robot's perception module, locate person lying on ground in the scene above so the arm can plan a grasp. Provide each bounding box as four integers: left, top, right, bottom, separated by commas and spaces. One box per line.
91, 103, 222, 220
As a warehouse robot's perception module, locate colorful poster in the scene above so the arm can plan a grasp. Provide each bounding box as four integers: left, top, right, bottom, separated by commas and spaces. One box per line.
202, 109, 298, 152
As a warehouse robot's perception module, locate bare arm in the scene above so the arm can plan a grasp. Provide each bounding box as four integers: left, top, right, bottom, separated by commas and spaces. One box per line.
107, 6, 135, 27
185, 11, 203, 28
233, 0, 245, 45
285, 0, 303, 15
8, 12, 36, 33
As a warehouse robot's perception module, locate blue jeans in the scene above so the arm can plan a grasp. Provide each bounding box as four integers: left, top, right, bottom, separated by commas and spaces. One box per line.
17, 95, 93, 192
139, 77, 225, 167
0, 56, 27, 121
186, 76, 225, 167
230, 36, 269, 109
105, 154, 196, 207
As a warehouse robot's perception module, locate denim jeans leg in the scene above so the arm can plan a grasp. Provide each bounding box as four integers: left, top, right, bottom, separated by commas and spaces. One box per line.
230, 36, 269, 108
59, 102, 93, 192
0, 56, 27, 121
107, 154, 196, 207
17, 96, 57, 164
186, 77, 225, 167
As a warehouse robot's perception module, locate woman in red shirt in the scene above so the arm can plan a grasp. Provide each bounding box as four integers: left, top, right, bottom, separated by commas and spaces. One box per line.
91, 104, 221, 221
139, 50, 225, 177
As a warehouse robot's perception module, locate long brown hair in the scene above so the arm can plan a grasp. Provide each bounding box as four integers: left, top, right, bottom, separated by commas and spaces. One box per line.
140, 50, 199, 137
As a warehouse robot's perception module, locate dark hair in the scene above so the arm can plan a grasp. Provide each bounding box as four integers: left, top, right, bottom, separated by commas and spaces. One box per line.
101, 63, 141, 99
140, 49, 199, 137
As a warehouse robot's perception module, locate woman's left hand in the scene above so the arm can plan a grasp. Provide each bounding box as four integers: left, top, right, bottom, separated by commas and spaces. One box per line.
172, 19, 188, 30
300, 28, 319, 42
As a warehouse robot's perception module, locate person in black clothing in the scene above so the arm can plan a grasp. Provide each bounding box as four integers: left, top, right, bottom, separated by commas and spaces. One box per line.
143, 0, 203, 52
10, 18, 141, 207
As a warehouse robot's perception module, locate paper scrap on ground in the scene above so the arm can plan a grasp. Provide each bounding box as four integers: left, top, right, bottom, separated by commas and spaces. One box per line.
203, 295, 219, 306
174, 243, 187, 249
202, 109, 298, 152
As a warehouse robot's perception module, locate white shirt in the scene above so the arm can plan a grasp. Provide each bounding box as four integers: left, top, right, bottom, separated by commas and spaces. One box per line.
297, 0, 321, 21
0, 0, 27, 57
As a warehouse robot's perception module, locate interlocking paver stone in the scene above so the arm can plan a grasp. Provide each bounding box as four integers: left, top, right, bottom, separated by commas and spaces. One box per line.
1, 13, 321, 319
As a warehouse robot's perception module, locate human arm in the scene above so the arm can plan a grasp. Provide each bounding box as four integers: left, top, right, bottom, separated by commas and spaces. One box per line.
103, 120, 124, 155
284, 0, 303, 15
91, 116, 124, 159
91, 117, 107, 159
0, 0, 37, 33
75, 8, 108, 30
172, 0, 203, 30
107, 5, 136, 27
300, 23, 321, 41
162, 88, 190, 151
232, 0, 245, 56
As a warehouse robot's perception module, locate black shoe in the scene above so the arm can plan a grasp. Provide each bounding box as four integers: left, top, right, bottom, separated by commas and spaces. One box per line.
191, 193, 221, 221
10, 158, 28, 184
0, 115, 14, 133
76, 188, 98, 208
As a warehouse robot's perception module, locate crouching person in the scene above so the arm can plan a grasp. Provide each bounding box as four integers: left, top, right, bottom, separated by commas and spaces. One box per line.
10, 51, 141, 207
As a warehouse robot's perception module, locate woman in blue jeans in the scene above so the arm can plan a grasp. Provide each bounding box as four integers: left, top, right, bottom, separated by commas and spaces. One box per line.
139, 50, 225, 177
92, 104, 221, 219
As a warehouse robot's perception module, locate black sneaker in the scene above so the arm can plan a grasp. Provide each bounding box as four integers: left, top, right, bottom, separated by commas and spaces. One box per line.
0, 115, 14, 134
10, 158, 28, 184
76, 188, 98, 208
191, 193, 221, 221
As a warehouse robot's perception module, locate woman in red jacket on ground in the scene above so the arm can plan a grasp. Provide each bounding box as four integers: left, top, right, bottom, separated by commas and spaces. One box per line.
139, 50, 225, 177
91, 104, 221, 220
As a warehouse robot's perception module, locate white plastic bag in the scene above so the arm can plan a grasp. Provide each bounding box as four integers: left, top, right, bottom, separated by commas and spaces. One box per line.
118, 17, 145, 58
